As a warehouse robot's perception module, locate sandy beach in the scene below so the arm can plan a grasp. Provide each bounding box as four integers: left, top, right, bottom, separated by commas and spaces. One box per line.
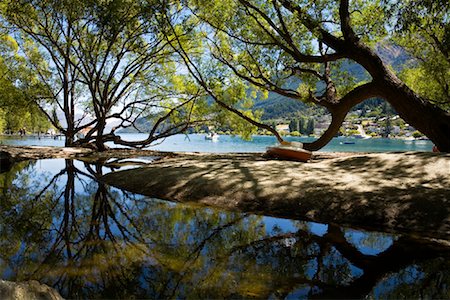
101, 150, 450, 241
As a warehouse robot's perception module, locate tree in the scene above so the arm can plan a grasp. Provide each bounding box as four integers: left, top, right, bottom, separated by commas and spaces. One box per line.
181, 0, 450, 151
288, 118, 298, 132
298, 117, 306, 134
2, 0, 94, 145
2, 0, 210, 150
305, 118, 315, 136
0, 33, 51, 134
390, 0, 449, 111
383, 117, 391, 138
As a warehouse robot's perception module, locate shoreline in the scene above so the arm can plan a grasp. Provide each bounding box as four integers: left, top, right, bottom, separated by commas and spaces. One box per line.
2, 145, 449, 242
0, 144, 357, 161
99, 150, 450, 242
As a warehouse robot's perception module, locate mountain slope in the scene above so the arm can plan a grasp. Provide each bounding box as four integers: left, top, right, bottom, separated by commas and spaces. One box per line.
253, 42, 408, 120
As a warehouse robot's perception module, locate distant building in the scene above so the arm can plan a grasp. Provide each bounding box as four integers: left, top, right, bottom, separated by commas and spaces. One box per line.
46, 128, 57, 135
276, 124, 290, 132
314, 121, 331, 135
366, 126, 381, 133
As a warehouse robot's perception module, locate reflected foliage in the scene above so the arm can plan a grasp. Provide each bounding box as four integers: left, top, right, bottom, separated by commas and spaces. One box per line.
0, 159, 449, 298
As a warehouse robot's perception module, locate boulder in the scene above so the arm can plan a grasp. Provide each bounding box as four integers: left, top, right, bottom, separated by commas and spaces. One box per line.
0, 280, 63, 300
0, 151, 14, 173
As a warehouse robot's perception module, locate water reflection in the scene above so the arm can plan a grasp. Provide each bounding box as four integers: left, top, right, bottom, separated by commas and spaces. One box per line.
0, 159, 449, 299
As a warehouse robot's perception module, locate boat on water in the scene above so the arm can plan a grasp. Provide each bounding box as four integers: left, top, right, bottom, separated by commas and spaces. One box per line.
205, 132, 219, 141
265, 142, 312, 162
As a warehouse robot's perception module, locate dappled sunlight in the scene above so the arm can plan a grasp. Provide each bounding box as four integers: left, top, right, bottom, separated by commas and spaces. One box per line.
102, 152, 450, 240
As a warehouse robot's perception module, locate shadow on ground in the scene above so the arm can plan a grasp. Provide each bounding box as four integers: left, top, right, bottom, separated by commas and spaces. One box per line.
101, 152, 450, 241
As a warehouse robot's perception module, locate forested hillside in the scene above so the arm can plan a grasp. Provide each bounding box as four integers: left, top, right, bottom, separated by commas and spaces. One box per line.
253, 42, 409, 121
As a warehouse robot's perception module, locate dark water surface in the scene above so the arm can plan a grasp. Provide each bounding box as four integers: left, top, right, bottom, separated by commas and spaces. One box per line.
0, 159, 449, 299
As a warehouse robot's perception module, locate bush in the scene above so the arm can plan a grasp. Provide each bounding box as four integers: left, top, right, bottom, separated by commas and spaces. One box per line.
346, 129, 360, 136
412, 130, 423, 138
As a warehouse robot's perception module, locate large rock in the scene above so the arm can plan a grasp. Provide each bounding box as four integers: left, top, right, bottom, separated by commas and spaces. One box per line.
0, 280, 63, 300
0, 151, 14, 173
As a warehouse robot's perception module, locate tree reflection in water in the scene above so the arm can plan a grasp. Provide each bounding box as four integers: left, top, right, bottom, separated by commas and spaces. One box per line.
0, 159, 449, 299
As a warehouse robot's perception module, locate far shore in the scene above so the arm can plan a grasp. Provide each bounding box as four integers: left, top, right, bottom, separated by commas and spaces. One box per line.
0, 131, 432, 140
1, 144, 449, 243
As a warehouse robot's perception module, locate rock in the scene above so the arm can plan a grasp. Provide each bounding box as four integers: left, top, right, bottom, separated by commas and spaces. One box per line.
0, 151, 14, 173
0, 280, 63, 300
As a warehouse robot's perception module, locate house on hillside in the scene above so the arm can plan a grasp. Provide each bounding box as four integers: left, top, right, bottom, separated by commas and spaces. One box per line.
276, 124, 290, 133
314, 121, 331, 135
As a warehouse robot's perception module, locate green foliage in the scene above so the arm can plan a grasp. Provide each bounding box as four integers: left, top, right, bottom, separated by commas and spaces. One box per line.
0, 33, 51, 133
1, 0, 448, 145
305, 118, 315, 135
390, 0, 450, 110
346, 129, 360, 136
289, 119, 299, 132
254, 96, 307, 120
412, 130, 423, 138
1, 0, 217, 147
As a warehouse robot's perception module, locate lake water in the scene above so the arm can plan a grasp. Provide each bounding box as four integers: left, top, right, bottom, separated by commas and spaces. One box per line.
0, 133, 434, 152
0, 159, 449, 298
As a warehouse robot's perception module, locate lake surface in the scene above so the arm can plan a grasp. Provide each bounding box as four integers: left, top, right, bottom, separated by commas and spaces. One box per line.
0, 159, 449, 298
0, 133, 434, 153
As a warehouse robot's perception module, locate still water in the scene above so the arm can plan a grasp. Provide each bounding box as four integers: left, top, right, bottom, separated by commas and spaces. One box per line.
0, 133, 434, 153
0, 159, 448, 298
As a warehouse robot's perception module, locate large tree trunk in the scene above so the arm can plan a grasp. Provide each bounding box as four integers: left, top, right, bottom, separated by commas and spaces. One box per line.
65, 131, 75, 147
305, 41, 450, 152
65, 118, 75, 147
379, 76, 450, 152
95, 117, 108, 151
303, 111, 347, 151
353, 42, 450, 152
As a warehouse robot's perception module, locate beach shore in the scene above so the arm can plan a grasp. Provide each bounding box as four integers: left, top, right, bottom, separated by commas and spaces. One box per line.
2, 145, 449, 242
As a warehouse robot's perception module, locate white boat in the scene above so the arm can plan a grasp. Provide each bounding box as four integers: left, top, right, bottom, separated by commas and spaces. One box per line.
205, 132, 219, 141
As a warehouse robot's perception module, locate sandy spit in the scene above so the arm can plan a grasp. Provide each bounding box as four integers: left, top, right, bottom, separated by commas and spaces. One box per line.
100, 151, 450, 241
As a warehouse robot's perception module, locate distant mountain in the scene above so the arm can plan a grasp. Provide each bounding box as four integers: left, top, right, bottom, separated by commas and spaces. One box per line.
252, 42, 408, 120
376, 41, 412, 70
253, 94, 307, 120
121, 43, 408, 130
116, 114, 184, 134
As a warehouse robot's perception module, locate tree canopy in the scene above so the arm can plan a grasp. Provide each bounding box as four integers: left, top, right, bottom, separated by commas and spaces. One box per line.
391, 0, 449, 110
2, 0, 213, 149
0, 31, 51, 133
166, 0, 449, 150
1, 0, 449, 151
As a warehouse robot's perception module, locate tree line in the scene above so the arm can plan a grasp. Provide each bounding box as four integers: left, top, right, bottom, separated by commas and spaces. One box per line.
288, 118, 315, 136
0, 0, 448, 151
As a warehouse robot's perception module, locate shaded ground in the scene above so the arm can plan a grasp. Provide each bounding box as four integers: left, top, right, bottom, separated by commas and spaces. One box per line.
101, 151, 450, 241
0, 145, 349, 161
0, 145, 170, 161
